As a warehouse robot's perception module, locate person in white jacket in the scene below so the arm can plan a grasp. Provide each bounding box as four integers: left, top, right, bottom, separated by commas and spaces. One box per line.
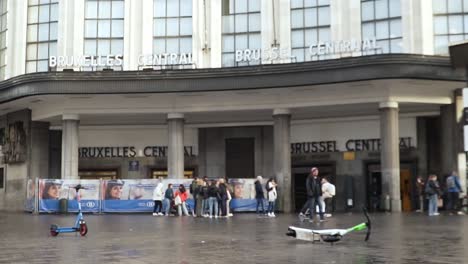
321, 177, 335, 217
152, 182, 165, 216
266, 178, 277, 217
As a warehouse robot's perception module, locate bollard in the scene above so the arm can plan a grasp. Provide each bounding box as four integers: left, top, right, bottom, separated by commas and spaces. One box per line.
384, 195, 391, 212
59, 198, 68, 214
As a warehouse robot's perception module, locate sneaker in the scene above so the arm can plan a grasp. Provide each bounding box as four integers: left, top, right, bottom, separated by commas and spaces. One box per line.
325, 213, 332, 218
267, 213, 271, 217
209, 215, 213, 218
152, 213, 157, 216
299, 212, 305, 217
158, 212, 163, 216
457, 211, 465, 215
215, 215, 218, 218
271, 213, 276, 217
433, 212, 440, 216
228, 213, 234, 217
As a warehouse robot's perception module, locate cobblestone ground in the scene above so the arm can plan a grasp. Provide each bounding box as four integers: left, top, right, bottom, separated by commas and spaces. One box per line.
0, 211, 467, 263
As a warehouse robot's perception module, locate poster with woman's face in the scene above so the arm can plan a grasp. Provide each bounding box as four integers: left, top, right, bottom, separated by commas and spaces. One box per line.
228, 179, 256, 199
39, 179, 63, 200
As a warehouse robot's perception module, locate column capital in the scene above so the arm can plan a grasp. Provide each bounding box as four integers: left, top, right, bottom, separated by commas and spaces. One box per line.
62, 114, 79, 120
379, 101, 398, 109
273, 108, 291, 116
167, 113, 184, 120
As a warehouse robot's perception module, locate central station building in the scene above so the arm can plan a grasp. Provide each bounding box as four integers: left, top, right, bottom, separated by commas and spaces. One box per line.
0, 0, 466, 212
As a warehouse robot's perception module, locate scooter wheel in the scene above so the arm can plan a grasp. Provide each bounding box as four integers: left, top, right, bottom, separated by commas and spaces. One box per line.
79, 224, 88, 236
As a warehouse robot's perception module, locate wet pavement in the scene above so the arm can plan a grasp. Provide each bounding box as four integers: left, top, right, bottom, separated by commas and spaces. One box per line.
0, 211, 467, 263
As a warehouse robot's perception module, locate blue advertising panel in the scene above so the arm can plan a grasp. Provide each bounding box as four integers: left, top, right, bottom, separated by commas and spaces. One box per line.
38, 179, 100, 213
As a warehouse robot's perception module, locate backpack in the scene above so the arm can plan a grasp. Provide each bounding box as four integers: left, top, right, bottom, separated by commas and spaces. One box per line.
446, 176, 455, 189
266, 182, 273, 192
425, 182, 434, 195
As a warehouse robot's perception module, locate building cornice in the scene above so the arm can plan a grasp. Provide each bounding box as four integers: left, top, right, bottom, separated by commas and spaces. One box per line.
0, 54, 464, 104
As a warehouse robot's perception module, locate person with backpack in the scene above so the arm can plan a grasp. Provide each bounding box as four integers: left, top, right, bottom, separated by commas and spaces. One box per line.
426, 174, 441, 216
446, 171, 463, 215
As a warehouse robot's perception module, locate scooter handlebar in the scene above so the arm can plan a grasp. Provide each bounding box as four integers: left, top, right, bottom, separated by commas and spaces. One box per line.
363, 207, 371, 241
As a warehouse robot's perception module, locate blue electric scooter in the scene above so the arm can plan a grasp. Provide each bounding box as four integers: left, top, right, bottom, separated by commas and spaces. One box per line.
50, 184, 88, 237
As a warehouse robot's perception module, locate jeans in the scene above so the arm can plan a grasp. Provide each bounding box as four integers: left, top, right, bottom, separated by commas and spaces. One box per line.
177, 201, 189, 216
428, 194, 438, 216
163, 198, 171, 215
268, 201, 275, 213
208, 197, 218, 217
447, 192, 460, 213
153, 200, 162, 213
256, 198, 266, 214
219, 198, 227, 216
308, 196, 324, 220
196, 197, 204, 216
203, 198, 209, 215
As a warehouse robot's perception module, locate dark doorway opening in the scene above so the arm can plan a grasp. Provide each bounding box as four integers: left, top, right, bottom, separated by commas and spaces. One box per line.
365, 162, 416, 212
225, 138, 255, 179
292, 164, 335, 212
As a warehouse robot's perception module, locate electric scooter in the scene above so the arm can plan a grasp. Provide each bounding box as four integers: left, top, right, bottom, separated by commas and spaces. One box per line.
286, 207, 371, 244
50, 184, 88, 237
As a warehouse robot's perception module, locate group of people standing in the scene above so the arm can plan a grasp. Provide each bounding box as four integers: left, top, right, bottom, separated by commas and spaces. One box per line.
416, 171, 464, 216
152, 177, 235, 218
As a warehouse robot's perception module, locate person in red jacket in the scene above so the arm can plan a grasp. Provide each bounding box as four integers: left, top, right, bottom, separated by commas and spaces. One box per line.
174, 184, 189, 216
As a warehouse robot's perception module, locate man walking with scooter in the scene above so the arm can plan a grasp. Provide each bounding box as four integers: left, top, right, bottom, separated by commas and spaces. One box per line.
306, 167, 325, 223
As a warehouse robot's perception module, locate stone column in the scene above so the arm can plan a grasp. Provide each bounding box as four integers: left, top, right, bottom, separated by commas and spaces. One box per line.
168, 113, 185, 179
441, 91, 467, 193
61, 114, 79, 179
273, 109, 292, 213
454, 91, 467, 194
379, 102, 401, 212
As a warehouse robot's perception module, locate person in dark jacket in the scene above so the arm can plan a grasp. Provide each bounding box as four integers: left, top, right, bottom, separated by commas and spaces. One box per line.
208, 180, 219, 218
218, 178, 228, 217
255, 175, 266, 215
306, 167, 324, 222
163, 183, 174, 216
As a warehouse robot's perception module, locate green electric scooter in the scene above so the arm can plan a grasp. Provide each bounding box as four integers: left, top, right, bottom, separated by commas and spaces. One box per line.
286, 208, 371, 244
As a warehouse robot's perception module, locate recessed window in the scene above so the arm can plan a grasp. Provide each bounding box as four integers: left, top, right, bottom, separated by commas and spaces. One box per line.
291, 0, 331, 62
152, 0, 193, 69
26, 0, 58, 73
84, 0, 124, 71
433, 0, 468, 55
361, 0, 402, 55
221, 0, 261, 67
